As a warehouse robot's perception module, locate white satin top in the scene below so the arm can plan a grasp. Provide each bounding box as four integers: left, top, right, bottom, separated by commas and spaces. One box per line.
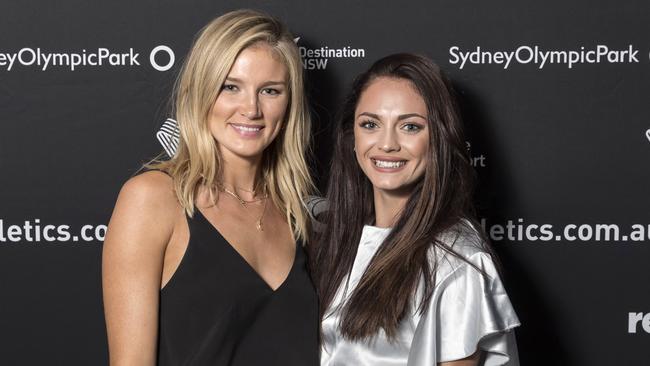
321, 223, 520, 365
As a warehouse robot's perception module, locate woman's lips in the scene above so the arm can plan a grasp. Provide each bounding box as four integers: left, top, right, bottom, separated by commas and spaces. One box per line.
370, 157, 407, 172
229, 123, 265, 138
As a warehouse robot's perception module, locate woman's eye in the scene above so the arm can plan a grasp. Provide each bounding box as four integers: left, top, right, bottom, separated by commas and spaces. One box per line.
261, 88, 281, 96
360, 120, 378, 129
401, 123, 422, 132
221, 84, 238, 92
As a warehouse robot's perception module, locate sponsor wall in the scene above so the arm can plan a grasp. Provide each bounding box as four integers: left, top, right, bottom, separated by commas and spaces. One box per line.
1, 1, 648, 365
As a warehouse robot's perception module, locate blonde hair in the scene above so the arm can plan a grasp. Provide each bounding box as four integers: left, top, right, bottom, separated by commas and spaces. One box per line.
150, 9, 314, 241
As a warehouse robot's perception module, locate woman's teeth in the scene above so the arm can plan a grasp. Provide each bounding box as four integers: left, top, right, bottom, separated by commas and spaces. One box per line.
232, 125, 263, 132
372, 159, 406, 168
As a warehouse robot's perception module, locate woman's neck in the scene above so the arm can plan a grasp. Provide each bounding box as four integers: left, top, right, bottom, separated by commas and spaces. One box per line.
219, 153, 263, 200
372, 189, 409, 228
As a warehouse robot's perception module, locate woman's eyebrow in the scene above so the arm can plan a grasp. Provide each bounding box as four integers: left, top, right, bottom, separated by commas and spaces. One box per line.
356, 112, 427, 120
357, 112, 380, 119
224, 77, 286, 87
397, 113, 426, 120
260, 81, 287, 87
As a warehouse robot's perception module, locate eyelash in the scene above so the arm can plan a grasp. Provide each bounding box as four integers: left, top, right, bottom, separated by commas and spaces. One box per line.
220, 85, 281, 96
221, 84, 238, 92
359, 120, 378, 129
401, 123, 422, 132
261, 88, 281, 96
359, 120, 423, 133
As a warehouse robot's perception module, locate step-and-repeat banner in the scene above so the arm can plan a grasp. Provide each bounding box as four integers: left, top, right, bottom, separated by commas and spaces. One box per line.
1, 1, 648, 365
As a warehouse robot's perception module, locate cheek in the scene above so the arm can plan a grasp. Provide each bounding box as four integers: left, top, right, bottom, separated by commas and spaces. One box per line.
353, 128, 361, 150
209, 105, 233, 133
208, 105, 223, 131
353, 129, 375, 156
354, 146, 364, 167
211, 95, 234, 116
411, 138, 430, 180
405, 134, 430, 162
352, 129, 366, 169
263, 97, 289, 121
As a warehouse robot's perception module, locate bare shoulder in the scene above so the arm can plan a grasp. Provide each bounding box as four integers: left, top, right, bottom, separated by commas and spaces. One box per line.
106, 170, 181, 252
118, 170, 177, 210
103, 170, 181, 364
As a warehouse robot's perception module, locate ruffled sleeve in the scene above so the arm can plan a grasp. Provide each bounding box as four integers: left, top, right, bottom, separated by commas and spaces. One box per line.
407, 251, 520, 366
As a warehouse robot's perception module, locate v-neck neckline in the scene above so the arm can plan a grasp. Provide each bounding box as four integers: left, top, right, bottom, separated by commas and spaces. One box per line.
195, 208, 298, 293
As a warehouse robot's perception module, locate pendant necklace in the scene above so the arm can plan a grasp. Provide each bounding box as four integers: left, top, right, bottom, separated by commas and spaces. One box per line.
219, 183, 268, 231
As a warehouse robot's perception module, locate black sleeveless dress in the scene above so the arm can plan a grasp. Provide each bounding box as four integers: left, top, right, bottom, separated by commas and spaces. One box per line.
157, 209, 319, 365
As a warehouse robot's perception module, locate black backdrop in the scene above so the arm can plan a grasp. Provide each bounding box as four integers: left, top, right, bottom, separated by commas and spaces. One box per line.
1, 1, 649, 365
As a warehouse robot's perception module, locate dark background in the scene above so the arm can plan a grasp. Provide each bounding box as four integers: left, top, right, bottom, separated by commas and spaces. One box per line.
0, 1, 648, 365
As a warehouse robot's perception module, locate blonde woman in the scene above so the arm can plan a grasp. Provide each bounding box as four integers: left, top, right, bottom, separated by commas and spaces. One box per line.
102, 10, 318, 366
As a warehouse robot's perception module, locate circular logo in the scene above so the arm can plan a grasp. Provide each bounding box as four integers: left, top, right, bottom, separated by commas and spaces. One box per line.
149, 45, 175, 72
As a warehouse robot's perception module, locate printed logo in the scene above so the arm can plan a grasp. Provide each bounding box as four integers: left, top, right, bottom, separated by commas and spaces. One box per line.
645, 128, 650, 143
295, 37, 366, 70
449, 45, 640, 70
482, 218, 650, 243
628, 312, 650, 333
157, 118, 180, 157
0, 218, 106, 243
149, 45, 175, 72
0, 45, 175, 72
466, 141, 487, 168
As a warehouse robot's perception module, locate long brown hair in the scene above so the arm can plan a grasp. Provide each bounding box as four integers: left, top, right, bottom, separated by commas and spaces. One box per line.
309, 53, 491, 341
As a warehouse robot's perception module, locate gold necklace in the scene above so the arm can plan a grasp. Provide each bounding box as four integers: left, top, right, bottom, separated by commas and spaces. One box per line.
219, 183, 268, 231
255, 197, 268, 231
221, 187, 265, 206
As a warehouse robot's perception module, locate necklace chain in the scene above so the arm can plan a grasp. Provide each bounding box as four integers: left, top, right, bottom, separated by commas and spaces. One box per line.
218, 182, 268, 231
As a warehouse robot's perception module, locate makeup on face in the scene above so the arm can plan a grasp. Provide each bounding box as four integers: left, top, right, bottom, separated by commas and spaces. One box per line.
353, 77, 430, 196
209, 44, 289, 161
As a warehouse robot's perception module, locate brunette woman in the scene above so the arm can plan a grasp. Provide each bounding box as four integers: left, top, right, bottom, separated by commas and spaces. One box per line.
102, 10, 318, 366
311, 54, 520, 365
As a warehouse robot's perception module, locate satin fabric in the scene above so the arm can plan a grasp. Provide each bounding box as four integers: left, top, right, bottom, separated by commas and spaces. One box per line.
321, 223, 520, 366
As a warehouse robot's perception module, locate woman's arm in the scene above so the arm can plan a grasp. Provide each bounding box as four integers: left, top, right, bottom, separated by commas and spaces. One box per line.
102, 171, 179, 366
439, 351, 481, 366
408, 246, 520, 366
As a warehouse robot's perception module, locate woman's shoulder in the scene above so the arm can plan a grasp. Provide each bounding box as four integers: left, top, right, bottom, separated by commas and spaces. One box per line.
437, 219, 487, 258
104, 170, 182, 266
121, 170, 175, 199
115, 170, 180, 220
415, 221, 520, 366
430, 219, 495, 281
